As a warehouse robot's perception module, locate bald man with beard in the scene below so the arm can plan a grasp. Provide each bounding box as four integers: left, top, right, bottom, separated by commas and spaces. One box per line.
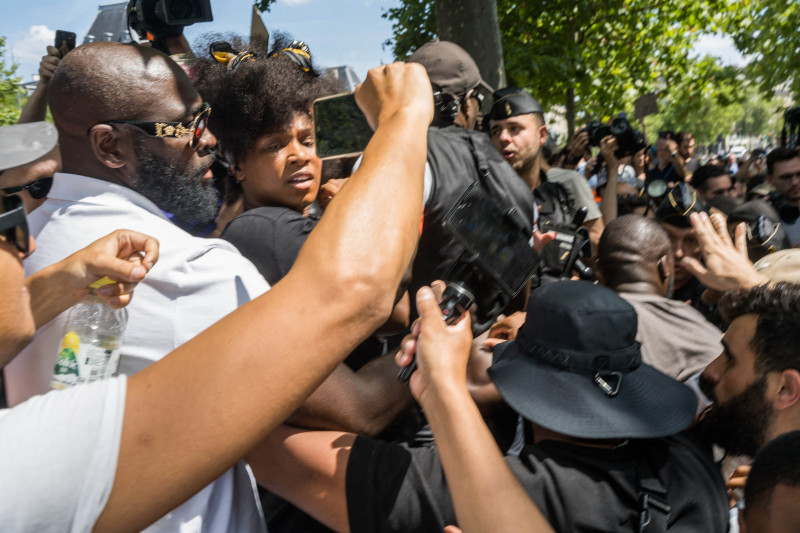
596, 215, 722, 381
4, 42, 271, 532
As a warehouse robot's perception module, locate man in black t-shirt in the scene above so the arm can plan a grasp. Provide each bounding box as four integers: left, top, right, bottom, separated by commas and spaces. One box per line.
248, 281, 729, 532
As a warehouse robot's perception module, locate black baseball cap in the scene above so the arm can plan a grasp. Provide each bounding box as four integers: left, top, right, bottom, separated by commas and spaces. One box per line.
486, 87, 543, 121
407, 40, 494, 97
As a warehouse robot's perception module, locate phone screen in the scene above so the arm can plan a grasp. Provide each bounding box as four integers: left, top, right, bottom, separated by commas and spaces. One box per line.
55, 30, 76, 57
443, 183, 539, 295
313, 92, 373, 159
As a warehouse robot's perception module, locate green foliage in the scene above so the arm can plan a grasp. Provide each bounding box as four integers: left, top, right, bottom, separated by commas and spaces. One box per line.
498, 1, 730, 122
383, 0, 748, 137
645, 69, 783, 148
726, 0, 800, 101
254, 0, 278, 12
0, 37, 23, 125
381, 0, 436, 59
643, 55, 743, 145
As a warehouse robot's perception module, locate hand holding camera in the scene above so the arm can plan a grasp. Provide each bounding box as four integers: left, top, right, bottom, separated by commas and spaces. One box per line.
396, 283, 474, 397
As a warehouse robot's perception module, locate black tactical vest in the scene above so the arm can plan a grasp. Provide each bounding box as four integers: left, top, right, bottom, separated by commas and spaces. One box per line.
411, 125, 535, 334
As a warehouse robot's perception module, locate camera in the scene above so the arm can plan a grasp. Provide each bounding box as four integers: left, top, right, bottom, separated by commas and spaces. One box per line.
538, 207, 594, 280
767, 191, 800, 224
398, 184, 540, 382
782, 106, 800, 149
586, 117, 646, 158
127, 0, 212, 39
586, 121, 611, 147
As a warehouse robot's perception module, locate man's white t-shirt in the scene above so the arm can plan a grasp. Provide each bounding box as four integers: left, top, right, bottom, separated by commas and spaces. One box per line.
0, 377, 126, 532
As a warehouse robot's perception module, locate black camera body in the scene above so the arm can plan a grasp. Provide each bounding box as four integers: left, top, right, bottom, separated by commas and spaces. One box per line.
586, 121, 610, 147
767, 191, 800, 224
127, 0, 212, 39
538, 206, 594, 280
782, 106, 800, 149
586, 117, 646, 158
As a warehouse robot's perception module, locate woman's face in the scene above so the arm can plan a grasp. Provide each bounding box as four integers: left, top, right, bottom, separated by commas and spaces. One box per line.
235, 113, 321, 212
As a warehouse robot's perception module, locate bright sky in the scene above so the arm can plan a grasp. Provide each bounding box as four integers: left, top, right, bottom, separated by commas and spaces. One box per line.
1, 0, 401, 84
2, 1, 745, 86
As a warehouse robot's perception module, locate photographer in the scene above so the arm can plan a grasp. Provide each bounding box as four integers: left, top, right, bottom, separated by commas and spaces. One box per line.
677, 132, 700, 178
646, 131, 686, 189
764, 147, 800, 247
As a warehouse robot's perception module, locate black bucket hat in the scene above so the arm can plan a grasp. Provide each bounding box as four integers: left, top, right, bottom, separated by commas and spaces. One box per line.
489, 280, 696, 440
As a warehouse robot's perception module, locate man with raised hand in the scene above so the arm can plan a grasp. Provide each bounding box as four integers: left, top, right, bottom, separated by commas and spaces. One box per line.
2, 56, 432, 531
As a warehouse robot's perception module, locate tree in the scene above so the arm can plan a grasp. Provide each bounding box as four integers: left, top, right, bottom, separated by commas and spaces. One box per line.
382, 0, 437, 60
433, 0, 505, 89
254, 0, 278, 13
383, 0, 743, 137
0, 37, 24, 125
726, 0, 800, 101
644, 57, 782, 150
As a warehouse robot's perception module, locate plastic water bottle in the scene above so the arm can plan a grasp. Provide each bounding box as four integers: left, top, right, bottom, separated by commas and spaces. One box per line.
51, 278, 127, 390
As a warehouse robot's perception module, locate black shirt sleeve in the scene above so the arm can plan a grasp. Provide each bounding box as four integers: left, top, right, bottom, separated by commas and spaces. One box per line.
221, 207, 317, 285
346, 436, 458, 533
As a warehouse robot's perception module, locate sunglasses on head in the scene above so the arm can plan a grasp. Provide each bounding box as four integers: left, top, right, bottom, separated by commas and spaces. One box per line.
0, 194, 30, 255
97, 102, 212, 148
2, 177, 53, 199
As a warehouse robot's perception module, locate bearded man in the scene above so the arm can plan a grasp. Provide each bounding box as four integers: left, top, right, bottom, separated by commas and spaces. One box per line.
4, 42, 270, 532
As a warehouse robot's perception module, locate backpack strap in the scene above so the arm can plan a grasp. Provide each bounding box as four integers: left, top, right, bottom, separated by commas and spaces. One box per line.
638, 472, 670, 533
464, 132, 528, 234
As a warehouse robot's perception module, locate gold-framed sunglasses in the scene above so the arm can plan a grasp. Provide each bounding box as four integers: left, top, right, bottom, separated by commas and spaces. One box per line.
99, 102, 211, 148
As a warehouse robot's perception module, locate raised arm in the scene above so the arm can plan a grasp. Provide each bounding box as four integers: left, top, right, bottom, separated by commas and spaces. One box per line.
94, 62, 433, 533
18, 46, 60, 124
398, 286, 554, 533
599, 135, 620, 224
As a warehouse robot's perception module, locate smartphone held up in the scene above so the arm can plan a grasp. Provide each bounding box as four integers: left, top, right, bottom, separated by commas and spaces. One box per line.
313, 92, 374, 160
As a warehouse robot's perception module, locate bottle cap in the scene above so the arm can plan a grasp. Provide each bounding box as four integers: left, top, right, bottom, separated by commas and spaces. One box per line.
88, 276, 116, 290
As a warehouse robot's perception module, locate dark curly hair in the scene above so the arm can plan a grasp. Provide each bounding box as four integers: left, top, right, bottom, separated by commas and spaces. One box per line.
191, 33, 342, 165
744, 430, 800, 513
719, 282, 800, 374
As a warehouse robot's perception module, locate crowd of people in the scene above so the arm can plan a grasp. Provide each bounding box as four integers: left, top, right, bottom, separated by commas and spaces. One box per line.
1, 26, 800, 533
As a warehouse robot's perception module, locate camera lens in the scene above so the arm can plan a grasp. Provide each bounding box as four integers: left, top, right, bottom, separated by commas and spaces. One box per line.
609, 117, 630, 136
166, 0, 195, 19
646, 179, 667, 200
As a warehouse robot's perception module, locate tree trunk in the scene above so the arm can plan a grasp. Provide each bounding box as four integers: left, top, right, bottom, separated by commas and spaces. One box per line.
566, 86, 576, 139
434, 0, 506, 91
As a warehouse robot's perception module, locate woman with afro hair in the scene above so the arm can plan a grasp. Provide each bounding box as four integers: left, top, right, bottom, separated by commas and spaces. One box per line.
193, 35, 341, 285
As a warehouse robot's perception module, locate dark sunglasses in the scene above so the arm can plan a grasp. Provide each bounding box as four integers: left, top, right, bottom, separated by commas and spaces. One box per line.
0, 194, 30, 255
2, 177, 53, 199
100, 102, 211, 148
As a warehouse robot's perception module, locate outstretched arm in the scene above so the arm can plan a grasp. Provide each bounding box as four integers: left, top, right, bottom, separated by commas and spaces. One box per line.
93, 62, 433, 533
285, 347, 414, 436
398, 285, 554, 533
25, 229, 158, 328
